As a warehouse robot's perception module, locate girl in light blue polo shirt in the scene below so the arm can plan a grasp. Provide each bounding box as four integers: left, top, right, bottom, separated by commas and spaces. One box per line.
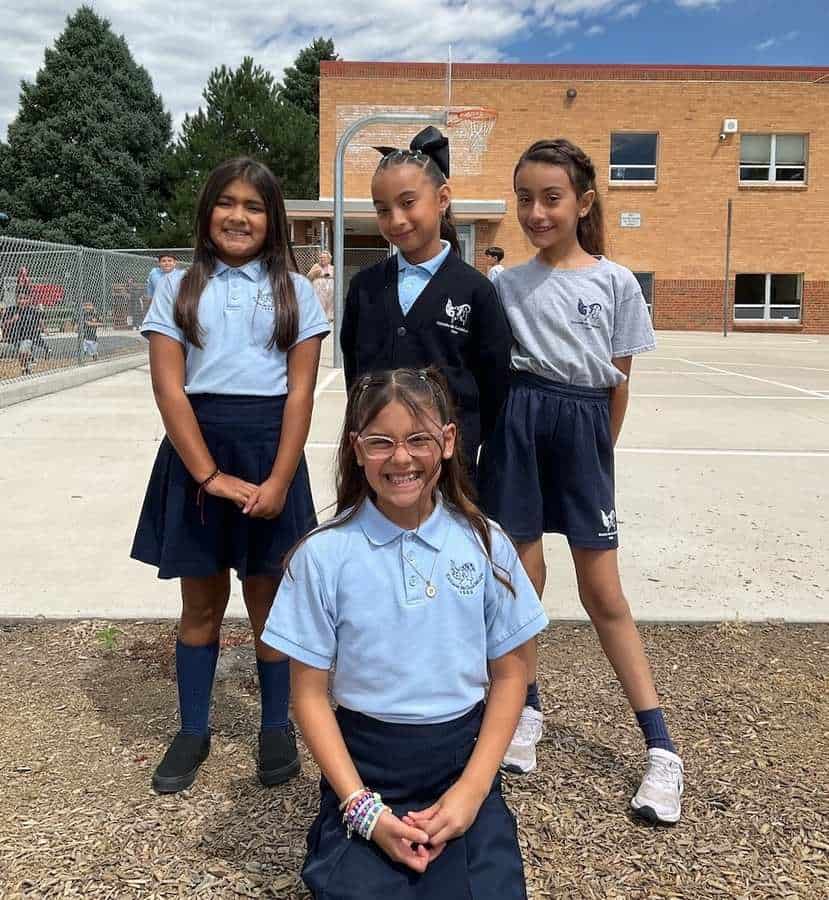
131, 157, 329, 795
262, 368, 547, 899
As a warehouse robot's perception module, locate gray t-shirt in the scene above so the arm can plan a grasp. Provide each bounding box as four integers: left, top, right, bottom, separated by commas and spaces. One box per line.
496, 255, 655, 389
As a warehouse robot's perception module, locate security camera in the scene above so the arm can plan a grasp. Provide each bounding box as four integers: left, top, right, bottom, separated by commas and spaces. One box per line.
719, 133, 727, 141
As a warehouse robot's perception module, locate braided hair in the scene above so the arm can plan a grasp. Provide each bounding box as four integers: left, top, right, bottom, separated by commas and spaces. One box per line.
513, 139, 605, 256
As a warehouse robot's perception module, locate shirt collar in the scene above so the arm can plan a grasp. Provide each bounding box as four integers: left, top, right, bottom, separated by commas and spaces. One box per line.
211, 258, 265, 281
357, 496, 451, 551
398, 240, 451, 276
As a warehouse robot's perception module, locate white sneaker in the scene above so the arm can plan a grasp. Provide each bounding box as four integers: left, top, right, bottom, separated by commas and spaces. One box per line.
502, 707, 543, 774
630, 748, 684, 825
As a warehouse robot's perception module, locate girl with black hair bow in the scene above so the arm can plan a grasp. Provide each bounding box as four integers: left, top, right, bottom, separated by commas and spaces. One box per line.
340, 127, 512, 482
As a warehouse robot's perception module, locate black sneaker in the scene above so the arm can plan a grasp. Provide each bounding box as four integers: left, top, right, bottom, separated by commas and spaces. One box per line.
258, 724, 301, 786
151, 731, 211, 794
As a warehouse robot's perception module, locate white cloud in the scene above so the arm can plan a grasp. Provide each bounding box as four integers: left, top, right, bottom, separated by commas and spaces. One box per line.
614, 2, 644, 18
546, 42, 576, 58
586, 24, 606, 36
0, 0, 734, 140
754, 29, 800, 52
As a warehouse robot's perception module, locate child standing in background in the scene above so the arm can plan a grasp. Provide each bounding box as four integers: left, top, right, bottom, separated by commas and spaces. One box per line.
479, 139, 684, 825
131, 157, 329, 794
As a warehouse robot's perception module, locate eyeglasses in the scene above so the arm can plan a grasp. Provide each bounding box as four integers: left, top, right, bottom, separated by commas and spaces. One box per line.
357, 430, 444, 460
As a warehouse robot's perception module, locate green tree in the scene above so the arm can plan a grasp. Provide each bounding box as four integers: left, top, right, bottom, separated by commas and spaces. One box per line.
0, 6, 171, 247
281, 37, 338, 121
162, 57, 318, 246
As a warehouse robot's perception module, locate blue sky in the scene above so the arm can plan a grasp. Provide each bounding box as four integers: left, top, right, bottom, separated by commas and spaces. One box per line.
510, 0, 827, 66
1, 1, 826, 140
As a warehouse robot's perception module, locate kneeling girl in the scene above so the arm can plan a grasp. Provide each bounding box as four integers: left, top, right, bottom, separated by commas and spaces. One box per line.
263, 368, 547, 898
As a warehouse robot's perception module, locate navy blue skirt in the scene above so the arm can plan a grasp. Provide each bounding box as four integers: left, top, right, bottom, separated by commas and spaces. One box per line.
479, 372, 617, 548
130, 393, 317, 579
303, 703, 527, 899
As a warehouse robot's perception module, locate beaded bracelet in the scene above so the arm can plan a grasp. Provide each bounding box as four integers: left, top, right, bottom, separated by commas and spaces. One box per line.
338, 787, 368, 812
342, 789, 389, 840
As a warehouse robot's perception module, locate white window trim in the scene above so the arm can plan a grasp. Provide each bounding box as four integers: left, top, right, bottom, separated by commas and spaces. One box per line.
609, 133, 658, 185
739, 134, 807, 185
733, 273, 802, 323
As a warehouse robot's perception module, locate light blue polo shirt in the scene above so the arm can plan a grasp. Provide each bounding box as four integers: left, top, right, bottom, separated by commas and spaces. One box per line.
146, 267, 165, 299
141, 260, 329, 396
262, 498, 548, 724
397, 240, 452, 316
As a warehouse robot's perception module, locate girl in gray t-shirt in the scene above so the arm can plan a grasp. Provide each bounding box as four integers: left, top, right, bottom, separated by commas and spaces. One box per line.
479, 138, 684, 826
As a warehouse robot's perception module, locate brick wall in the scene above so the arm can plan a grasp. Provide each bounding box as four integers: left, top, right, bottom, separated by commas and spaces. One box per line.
320, 62, 829, 332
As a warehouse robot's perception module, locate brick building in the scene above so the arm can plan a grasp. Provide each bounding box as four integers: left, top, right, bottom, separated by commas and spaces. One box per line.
292, 60, 829, 333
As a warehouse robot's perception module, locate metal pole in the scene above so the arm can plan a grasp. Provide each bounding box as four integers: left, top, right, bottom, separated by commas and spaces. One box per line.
332, 112, 448, 368
722, 198, 733, 338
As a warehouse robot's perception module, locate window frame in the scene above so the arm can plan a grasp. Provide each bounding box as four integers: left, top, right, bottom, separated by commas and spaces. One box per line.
609, 132, 659, 186
733, 273, 802, 323
632, 271, 654, 318
739, 133, 807, 185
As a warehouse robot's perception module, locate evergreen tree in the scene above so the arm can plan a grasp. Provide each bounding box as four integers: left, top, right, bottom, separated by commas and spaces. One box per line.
281, 37, 338, 121
0, 6, 171, 247
162, 57, 317, 246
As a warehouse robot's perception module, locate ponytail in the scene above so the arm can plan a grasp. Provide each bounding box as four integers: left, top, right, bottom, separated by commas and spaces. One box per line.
441, 203, 462, 256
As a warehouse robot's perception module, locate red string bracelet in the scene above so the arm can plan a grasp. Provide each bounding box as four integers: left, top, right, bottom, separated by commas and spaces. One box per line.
196, 468, 221, 524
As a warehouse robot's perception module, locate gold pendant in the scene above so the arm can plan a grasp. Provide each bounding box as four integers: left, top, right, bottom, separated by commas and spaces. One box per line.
426, 584, 437, 599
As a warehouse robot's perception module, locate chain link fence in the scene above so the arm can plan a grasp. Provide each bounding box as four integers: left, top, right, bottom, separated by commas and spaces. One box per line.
0, 236, 163, 387
1, 238, 390, 388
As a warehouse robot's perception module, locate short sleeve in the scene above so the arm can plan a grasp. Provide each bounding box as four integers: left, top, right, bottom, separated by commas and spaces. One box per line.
141, 271, 185, 344
261, 540, 337, 669
484, 526, 548, 659
612, 269, 656, 357
292, 274, 331, 347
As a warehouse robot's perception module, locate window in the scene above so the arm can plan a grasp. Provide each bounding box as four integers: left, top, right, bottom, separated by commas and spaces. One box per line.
633, 272, 654, 317
610, 133, 657, 183
740, 134, 807, 184
734, 273, 801, 322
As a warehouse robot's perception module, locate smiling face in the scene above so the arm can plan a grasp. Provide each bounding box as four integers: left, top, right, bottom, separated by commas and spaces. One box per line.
209, 178, 268, 267
353, 399, 456, 529
371, 163, 450, 265
158, 255, 176, 273
515, 161, 594, 256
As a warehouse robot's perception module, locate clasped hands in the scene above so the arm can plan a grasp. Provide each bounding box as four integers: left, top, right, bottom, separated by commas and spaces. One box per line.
369, 780, 486, 874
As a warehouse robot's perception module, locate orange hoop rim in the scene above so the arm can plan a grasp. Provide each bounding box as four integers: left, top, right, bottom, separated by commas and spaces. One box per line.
446, 106, 498, 123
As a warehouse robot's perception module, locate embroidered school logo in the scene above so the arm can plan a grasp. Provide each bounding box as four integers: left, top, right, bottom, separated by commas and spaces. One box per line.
599, 508, 617, 539
572, 297, 602, 329
447, 560, 484, 595
438, 298, 472, 334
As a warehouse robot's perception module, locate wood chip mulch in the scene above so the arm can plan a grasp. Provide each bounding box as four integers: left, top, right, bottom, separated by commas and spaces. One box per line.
1, 620, 826, 899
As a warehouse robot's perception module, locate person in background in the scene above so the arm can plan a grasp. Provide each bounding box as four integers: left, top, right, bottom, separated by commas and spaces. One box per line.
146, 253, 177, 303
484, 246, 505, 282
307, 250, 335, 322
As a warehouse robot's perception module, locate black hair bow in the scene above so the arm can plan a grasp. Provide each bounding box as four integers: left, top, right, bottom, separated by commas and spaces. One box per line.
373, 126, 450, 177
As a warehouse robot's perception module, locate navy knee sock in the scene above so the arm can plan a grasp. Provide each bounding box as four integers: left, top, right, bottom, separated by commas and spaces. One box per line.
257, 657, 291, 733
176, 639, 219, 737
635, 707, 676, 754
524, 681, 541, 712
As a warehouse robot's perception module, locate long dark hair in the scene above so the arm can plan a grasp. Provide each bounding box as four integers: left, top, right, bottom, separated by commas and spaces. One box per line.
374, 152, 461, 256
513, 138, 605, 256
175, 157, 299, 350
286, 367, 512, 592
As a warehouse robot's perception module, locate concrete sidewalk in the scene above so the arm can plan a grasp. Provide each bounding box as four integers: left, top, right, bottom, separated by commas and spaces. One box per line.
1, 332, 827, 621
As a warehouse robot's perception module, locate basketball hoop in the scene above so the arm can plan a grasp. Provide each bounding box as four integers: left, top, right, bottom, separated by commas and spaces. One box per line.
446, 107, 498, 154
